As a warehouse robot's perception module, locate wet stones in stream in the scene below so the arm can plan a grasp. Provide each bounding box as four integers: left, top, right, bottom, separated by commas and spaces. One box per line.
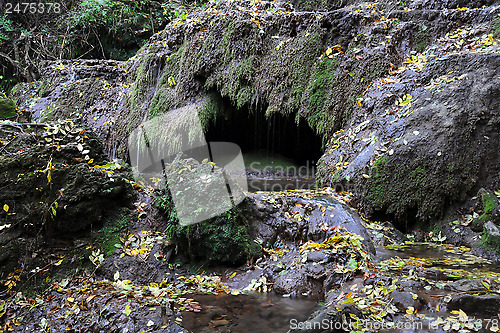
237, 190, 375, 297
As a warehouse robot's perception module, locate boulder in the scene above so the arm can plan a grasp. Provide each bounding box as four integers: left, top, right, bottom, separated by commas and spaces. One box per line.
447, 293, 500, 314
246, 193, 375, 255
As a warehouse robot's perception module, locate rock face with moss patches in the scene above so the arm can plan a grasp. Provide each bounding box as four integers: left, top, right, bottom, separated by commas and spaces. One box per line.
10, 0, 500, 232
317, 32, 500, 228
0, 120, 135, 276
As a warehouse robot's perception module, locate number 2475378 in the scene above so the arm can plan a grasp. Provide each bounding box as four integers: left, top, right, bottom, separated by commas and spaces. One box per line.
5, 2, 61, 14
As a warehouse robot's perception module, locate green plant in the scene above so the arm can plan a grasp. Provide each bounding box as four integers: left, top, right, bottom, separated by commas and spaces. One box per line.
0, 14, 14, 41
174, 6, 187, 20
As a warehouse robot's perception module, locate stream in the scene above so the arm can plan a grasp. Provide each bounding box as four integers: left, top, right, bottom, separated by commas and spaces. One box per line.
180, 242, 500, 333
181, 293, 320, 333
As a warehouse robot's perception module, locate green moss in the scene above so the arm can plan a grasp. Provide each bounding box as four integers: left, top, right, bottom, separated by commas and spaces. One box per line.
481, 223, 500, 253
483, 193, 498, 214
414, 26, 430, 53
37, 80, 51, 98
0, 98, 16, 118
492, 17, 500, 40
96, 210, 131, 257
156, 193, 260, 265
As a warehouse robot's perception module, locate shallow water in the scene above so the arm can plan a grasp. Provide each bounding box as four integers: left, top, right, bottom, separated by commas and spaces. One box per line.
181, 292, 320, 333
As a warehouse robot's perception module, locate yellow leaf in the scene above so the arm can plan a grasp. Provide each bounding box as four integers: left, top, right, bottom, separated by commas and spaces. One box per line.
3, 204, 8, 213
458, 309, 468, 322
326, 47, 333, 58
123, 304, 131, 316
406, 306, 415, 314
168, 76, 176, 87
67, 297, 74, 303
357, 100, 362, 107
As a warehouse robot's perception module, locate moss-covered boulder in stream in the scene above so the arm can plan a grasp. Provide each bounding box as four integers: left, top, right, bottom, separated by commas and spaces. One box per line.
156, 193, 260, 265
154, 156, 259, 265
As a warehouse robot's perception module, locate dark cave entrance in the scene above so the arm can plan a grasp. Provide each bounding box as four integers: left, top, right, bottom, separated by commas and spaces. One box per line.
204, 97, 323, 190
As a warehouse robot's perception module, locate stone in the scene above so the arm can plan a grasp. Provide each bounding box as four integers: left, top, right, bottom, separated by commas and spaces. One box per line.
390, 291, 422, 312
448, 294, 500, 314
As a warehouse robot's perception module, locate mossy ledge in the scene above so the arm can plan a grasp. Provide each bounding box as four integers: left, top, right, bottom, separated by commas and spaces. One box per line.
120, 3, 410, 143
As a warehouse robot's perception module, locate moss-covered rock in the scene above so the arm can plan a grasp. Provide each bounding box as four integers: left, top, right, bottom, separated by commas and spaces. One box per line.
493, 17, 500, 40
156, 193, 260, 265
318, 46, 500, 228
482, 222, 500, 253
0, 120, 135, 236
471, 189, 500, 231
0, 98, 16, 118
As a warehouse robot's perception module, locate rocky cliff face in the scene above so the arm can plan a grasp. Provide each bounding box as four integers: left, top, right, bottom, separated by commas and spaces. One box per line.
11, 0, 500, 228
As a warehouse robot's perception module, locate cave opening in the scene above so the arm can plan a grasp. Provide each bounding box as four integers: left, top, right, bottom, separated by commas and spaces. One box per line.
204, 96, 323, 190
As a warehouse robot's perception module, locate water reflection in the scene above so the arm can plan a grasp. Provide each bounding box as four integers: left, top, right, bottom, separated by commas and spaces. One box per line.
181, 292, 320, 333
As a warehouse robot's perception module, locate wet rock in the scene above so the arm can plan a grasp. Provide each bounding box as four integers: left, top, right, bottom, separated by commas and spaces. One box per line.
441, 221, 480, 249
273, 268, 323, 297
390, 291, 423, 312
447, 293, 500, 314
471, 188, 500, 231
317, 44, 500, 230
306, 250, 333, 263
247, 193, 375, 254
446, 278, 497, 292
